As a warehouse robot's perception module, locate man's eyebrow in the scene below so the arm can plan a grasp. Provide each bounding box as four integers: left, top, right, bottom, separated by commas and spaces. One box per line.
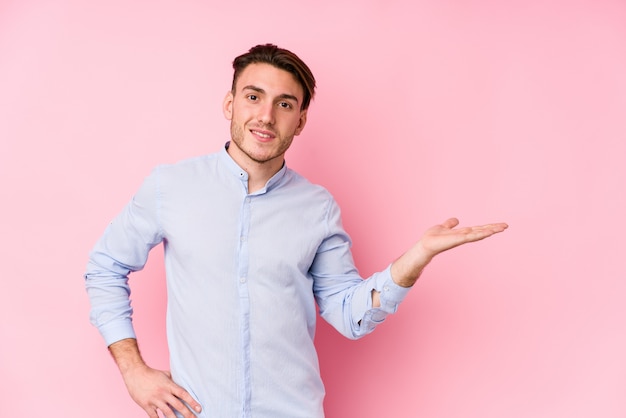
242, 85, 265, 94
242, 85, 300, 104
277, 93, 300, 104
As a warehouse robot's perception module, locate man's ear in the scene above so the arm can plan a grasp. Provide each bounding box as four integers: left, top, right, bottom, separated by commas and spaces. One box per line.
294, 109, 308, 136
223, 91, 234, 120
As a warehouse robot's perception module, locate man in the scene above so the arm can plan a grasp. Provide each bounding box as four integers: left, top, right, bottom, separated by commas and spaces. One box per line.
85, 44, 507, 418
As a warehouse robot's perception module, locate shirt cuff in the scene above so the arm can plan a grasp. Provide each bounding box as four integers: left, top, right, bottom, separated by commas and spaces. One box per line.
375, 264, 412, 314
98, 320, 137, 347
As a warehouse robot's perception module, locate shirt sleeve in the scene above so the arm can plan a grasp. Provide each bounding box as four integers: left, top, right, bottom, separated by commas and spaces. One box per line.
310, 197, 412, 340
84, 169, 164, 346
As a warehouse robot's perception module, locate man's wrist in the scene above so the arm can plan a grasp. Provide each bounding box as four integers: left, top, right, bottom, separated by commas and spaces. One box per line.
109, 338, 146, 375
390, 241, 434, 287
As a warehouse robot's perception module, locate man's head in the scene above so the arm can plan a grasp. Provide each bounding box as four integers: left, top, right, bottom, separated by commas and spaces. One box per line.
231, 44, 316, 111
223, 45, 316, 172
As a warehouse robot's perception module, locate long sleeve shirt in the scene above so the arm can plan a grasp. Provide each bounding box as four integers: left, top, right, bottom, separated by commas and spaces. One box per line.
85, 144, 411, 418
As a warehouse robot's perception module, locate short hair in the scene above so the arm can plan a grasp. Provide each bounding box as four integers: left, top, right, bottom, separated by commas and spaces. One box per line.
231, 44, 316, 110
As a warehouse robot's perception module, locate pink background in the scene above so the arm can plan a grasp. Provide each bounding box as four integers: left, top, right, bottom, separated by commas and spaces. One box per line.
1, 0, 625, 417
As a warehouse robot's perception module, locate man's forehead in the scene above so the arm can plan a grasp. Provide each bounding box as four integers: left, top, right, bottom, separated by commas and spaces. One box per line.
235, 63, 303, 98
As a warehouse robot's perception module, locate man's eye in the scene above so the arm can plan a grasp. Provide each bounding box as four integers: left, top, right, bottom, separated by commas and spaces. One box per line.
247, 95, 258, 101
279, 102, 292, 109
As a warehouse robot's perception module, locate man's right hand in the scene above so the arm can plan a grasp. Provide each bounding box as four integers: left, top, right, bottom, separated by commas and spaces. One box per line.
109, 339, 202, 418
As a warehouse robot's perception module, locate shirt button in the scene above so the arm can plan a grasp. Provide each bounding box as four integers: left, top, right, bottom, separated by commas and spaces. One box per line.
383, 286, 390, 292
239, 277, 246, 283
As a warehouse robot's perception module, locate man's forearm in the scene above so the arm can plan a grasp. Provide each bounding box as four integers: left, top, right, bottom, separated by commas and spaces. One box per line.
109, 338, 146, 375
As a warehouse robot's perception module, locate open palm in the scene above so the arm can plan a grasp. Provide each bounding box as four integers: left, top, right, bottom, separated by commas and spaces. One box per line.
419, 218, 509, 258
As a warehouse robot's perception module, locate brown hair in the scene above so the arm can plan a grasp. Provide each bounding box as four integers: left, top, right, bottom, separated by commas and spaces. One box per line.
231, 44, 316, 110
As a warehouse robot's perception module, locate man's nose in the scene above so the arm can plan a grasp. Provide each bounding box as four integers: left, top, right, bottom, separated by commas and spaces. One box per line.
257, 102, 275, 125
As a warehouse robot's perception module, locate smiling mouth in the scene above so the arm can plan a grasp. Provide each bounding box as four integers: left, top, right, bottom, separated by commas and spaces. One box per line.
252, 130, 271, 138
250, 129, 275, 140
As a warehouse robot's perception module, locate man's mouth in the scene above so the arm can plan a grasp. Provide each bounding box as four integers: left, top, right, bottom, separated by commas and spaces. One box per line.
251, 130, 272, 139
250, 128, 276, 140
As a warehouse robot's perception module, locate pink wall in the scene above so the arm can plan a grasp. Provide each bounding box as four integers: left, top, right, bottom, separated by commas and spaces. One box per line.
2, 0, 625, 417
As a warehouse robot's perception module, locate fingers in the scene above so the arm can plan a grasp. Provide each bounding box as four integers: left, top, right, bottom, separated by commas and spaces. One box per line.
465, 223, 508, 242
172, 385, 203, 415
493, 222, 509, 231
155, 396, 195, 418
159, 382, 202, 418
145, 408, 159, 418
472, 223, 508, 235
441, 218, 508, 234
146, 393, 199, 418
128, 367, 201, 418
148, 400, 176, 418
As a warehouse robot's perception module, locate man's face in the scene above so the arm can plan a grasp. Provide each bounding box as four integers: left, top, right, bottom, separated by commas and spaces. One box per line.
223, 63, 307, 169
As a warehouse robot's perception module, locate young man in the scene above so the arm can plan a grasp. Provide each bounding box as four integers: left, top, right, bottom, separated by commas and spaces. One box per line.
85, 44, 507, 418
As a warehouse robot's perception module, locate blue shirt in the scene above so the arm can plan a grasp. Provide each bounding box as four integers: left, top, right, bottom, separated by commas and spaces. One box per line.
85, 144, 411, 418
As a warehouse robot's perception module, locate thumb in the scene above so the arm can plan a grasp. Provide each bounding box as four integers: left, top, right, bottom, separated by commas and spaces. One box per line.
442, 217, 460, 229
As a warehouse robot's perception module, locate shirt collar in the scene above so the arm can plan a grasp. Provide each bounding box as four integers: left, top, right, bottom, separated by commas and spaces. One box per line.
219, 142, 288, 194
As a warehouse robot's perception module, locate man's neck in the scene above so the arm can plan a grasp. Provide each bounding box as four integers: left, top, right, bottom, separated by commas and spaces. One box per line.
226, 145, 284, 193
